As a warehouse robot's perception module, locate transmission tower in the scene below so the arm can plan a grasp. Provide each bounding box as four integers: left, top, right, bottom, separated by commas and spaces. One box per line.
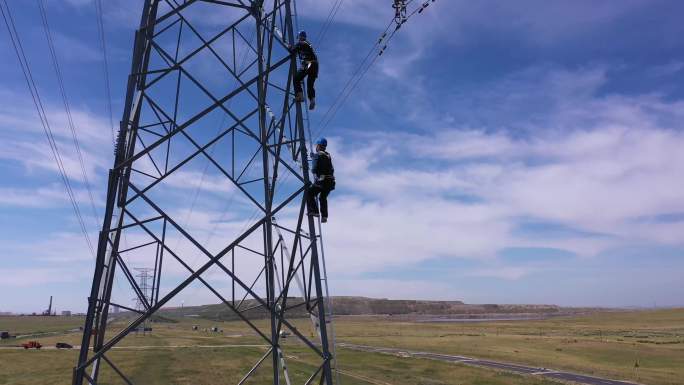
133, 268, 153, 335
73, 1, 334, 384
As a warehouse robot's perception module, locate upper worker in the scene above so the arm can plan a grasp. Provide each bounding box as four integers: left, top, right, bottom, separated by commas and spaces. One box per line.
291, 30, 318, 110
307, 138, 335, 223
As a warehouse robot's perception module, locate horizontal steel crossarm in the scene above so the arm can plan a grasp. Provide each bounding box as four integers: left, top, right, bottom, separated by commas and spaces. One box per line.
152, 0, 198, 26
139, 120, 171, 132
198, 0, 250, 10
94, 299, 143, 315
113, 55, 289, 172
118, 240, 156, 255
130, 167, 160, 180
109, 215, 163, 233
272, 221, 311, 240
236, 243, 267, 257
238, 177, 264, 186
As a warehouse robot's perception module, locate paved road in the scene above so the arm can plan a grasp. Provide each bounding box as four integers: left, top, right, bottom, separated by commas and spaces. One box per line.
339, 343, 640, 385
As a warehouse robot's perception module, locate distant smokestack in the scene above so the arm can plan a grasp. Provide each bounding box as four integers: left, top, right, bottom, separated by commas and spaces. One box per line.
48, 296, 53, 316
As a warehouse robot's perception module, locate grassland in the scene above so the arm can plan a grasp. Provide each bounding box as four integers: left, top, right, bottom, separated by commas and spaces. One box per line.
332, 308, 684, 385
0, 318, 556, 385
0, 316, 84, 336
0, 309, 682, 385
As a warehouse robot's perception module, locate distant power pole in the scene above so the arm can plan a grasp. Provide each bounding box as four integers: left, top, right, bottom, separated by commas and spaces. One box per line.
72, 1, 334, 385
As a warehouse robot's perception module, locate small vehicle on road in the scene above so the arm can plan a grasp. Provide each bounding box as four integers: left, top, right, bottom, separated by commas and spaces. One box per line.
22, 341, 42, 349
56, 342, 73, 349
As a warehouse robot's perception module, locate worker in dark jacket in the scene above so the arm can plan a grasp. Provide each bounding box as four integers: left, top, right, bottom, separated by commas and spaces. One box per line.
291, 30, 318, 110
307, 138, 335, 223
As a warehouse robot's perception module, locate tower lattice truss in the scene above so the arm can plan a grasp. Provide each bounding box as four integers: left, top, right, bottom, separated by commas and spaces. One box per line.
74, 1, 334, 384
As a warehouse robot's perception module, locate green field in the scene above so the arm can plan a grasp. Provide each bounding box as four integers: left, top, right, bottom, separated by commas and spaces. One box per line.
1, 309, 682, 385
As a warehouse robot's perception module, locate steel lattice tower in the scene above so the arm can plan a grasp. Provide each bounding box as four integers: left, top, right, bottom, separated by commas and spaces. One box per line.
133, 268, 153, 335
73, 1, 334, 384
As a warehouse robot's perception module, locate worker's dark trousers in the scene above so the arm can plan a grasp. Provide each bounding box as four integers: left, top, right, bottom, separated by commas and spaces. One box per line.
294, 61, 318, 99
307, 180, 332, 218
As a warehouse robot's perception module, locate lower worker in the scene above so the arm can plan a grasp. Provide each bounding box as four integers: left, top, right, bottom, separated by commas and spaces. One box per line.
307, 138, 335, 223
291, 30, 318, 110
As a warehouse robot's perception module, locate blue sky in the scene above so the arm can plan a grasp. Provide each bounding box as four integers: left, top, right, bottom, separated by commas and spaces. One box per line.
1, 0, 684, 313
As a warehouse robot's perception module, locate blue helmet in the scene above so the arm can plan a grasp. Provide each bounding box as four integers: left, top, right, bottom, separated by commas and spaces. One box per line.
316, 137, 327, 147
298, 30, 307, 40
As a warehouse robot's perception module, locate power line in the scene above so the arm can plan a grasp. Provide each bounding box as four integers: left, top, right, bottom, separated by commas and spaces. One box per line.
314, 0, 437, 138
313, 18, 394, 135
314, 0, 344, 46
37, 0, 100, 227
94, 0, 116, 144
1, 0, 95, 257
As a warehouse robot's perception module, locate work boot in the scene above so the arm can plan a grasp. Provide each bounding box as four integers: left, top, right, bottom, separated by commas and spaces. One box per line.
322, 217, 327, 223
295, 92, 304, 102
309, 98, 316, 110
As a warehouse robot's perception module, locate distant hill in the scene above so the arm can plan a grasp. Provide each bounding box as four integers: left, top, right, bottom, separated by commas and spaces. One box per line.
157, 296, 563, 322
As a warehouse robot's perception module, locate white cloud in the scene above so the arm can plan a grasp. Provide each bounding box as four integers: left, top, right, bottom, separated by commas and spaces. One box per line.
1, 231, 96, 263
0, 184, 97, 208
314, 66, 684, 284
2, 0, 683, 309
466, 267, 534, 281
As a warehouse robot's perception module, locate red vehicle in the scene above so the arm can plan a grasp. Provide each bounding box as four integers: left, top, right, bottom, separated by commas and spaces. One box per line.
22, 341, 42, 349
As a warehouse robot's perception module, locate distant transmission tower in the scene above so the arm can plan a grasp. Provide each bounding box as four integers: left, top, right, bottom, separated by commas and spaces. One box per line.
73, 1, 334, 384
133, 268, 153, 335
